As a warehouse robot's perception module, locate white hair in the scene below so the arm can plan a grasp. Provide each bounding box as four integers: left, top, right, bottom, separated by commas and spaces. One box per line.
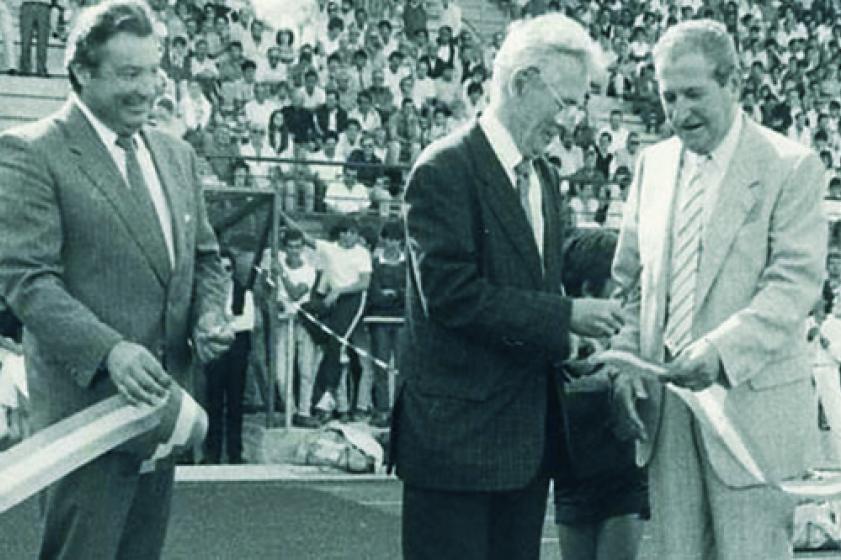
490, 14, 606, 102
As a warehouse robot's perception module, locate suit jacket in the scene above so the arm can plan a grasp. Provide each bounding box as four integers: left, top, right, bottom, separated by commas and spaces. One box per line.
612, 114, 826, 487
313, 105, 349, 136
392, 121, 573, 492
0, 102, 229, 437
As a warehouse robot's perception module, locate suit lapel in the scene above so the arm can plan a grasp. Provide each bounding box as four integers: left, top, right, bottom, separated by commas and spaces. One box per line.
61, 104, 171, 285
467, 124, 544, 284
143, 130, 186, 271
639, 138, 682, 286
695, 120, 762, 309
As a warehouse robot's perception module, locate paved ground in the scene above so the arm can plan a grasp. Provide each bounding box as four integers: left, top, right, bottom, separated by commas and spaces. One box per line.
1, 467, 840, 559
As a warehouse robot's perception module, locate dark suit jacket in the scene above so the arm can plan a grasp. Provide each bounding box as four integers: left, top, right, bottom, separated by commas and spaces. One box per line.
313, 105, 349, 136
392, 121, 573, 492
0, 102, 228, 437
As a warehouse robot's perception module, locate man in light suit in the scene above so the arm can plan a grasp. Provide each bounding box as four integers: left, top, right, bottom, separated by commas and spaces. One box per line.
609, 20, 827, 559
0, 1, 232, 558
391, 14, 623, 560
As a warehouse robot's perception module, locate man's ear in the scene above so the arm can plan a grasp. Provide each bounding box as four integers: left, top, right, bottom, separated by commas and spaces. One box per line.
509, 67, 532, 97
70, 63, 91, 90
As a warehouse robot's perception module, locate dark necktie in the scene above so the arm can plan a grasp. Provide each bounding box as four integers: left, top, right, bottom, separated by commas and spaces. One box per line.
514, 158, 534, 229
115, 134, 171, 268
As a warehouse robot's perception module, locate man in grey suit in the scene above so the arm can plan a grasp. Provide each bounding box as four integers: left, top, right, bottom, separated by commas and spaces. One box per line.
0, 1, 232, 557
391, 14, 623, 560
610, 20, 827, 559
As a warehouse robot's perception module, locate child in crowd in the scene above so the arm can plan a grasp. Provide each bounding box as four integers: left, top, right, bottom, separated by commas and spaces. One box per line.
365, 219, 406, 428
554, 228, 648, 560
808, 286, 841, 463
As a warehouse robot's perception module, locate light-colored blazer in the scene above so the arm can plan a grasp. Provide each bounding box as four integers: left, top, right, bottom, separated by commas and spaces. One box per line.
0, 102, 228, 435
612, 115, 827, 487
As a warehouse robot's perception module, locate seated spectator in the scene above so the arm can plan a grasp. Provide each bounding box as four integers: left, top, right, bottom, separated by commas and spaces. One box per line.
366, 219, 405, 428
377, 18, 398, 58
434, 64, 461, 110
151, 96, 187, 139
179, 79, 213, 135
631, 63, 663, 133
546, 125, 584, 177
598, 109, 630, 154
367, 68, 397, 122
217, 39, 246, 81
395, 75, 423, 113
202, 122, 240, 185
403, 0, 427, 39
230, 59, 258, 110
788, 111, 813, 146
594, 131, 613, 177
282, 89, 317, 144
206, 13, 233, 58
321, 16, 345, 56
334, 68, 360, 112
414, 57, 437, 107
161, 35, 192, 92
388, 98, 423, 164
268, 229, 322, 428
240, 123, 272, 188
463, 81, 486, 117
347, 132, 384, 187
337, 118, 363, 159
568, 181, 602, 228
325, 165, 371, 214
314, 89, 350, 137
570, 145, 607, 189
188, 38, 219, 101
611, 132, 640, 177
309, 131, 345, 210
349, 91, 382, 132
244, 81, 281, 130
300, 68, 327, 110
425, 106, 452, 144
241, 18, 270, 62
447, 99, 470, 129
349, 47, 373, 92
275, 28, 296, 64
371, 126, 390, 162
231, 158, 253, 188
256, 46, 288, 87
431, 25, 457, 78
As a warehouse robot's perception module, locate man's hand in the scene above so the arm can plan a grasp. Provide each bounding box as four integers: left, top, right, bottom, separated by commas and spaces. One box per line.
661, 338, 722, 391
194, 312, 235, 364
570, 298, 623, 338
610, 371, 647, 441
106, 341, 171, 407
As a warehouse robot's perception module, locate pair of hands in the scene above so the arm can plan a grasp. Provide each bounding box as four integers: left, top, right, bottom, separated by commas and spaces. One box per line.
107, 313, 234, 406
604, 338, 723, 441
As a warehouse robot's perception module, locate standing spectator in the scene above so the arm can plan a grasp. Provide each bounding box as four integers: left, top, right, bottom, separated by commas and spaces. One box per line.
0, 2, 232, 556
807, 293, 841, 461
324, 164, 371, 214
403, 0, 427, 40
270, 229, 322, 428
19, 0, 52, 76
366, 219, 405, 428
308, 217, 373, 423
203, 250, 254, 464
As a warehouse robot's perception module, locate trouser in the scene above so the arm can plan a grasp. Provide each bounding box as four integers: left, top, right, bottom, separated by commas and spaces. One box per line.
370, 322, 402, 413
313, 291, 366, 411
814, 364, 841, 462
0, 0, 15, 70
275, 316, 322, 416
336, 328, 375, 413
204, 331, 250, 462
19, 2, 50, 74
38, 452, 174, 559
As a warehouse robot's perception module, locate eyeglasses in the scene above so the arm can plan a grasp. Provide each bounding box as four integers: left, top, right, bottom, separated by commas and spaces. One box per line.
532, 71, 580, 125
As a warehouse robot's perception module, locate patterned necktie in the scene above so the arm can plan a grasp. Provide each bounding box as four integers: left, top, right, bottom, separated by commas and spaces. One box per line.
514, 158, 533, 229
664, 155, 708, 355
115, 134, 171, 267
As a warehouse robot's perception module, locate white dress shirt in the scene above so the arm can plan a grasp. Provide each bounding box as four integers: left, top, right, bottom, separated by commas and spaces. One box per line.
74, 94, 175, 267
479, 112, 544, 256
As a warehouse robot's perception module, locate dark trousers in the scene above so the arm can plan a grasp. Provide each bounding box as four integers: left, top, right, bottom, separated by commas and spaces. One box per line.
38, 452, 174, 560
19, 2, 50, 75
402, 472, 551, 560
370, 323, 401, 413
204, 331, 250, 462
314, 292, 365, 398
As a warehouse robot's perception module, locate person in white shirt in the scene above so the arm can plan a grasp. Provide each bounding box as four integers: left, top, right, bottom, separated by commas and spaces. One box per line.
244, 82, 281, 131
255, 46, 288, 87
179, 79, 213, 133
807, 294, 841, 461
438, 0, 462, 37
239, 123, 273, 188
598, 109, 630, 155
240, 18, 271, 63
610, 131, 641, 176
787, 111, 813, 146
348, 92, 382, 132
324, 164, 371, 214
546, 126, 584, 177
299, 68, 326, 110
309, 130, 345, 193
336, 119, 362, 159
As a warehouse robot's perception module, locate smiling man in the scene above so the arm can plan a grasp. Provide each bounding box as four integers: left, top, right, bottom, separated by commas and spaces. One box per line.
0, 1, 232, 558
392, 13, 624, 560
610, 19, 826, 559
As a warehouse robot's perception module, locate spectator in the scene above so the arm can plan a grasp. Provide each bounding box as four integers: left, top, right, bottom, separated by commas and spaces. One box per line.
240, 123, 272, 188
377, 18, 398, 58
366, 219, 405, 428
256, 46, 288, 87
788, 111, 813, 146
322, 16, 345, 56
309, 130, 345, 207
388, 98, 423, 164
241, 18, 270, 62
611, 131, 641, 177
205, 14, 232, 58
434, 64, 460, 109
179, 79, 213, 135
269, 229, 322, 428
347, 131, 384, 186
349, 91, 383, 132
282, 89, 316, 144
275, 27, 296, 64
425, 106, 451, 144
314, 88, 350, 137
337, 118, 363, 159
19, 0, 51, 76
403, 0, 427, 39
547, 126, 585, 177
349, 47, 373, 91
217, 39, 245, 83
309, 216, 373, 423
161, 35, 192, 92
244, 81, 281, 130
463, 81, 486, 117
383, 50, 410, 99
598, 109, 630, 154
367, 67, 397, 120
631, 63, 663, 133
188, 38, 219, 99
594, 131, 614, 178
570, 144, 607, 187
325, 164, 371, 214
151, 95, 187, 139
300, 68, 327, 110
203, 250, 254, 464
438, 0, 462, 37
231, 158, 252, 188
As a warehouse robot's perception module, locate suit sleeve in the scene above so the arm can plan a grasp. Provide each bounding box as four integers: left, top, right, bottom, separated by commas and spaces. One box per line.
404, 157, 572, 359
0, 133, 123, 386
704, 151, 827, 386
186, 146, 229, 327
610, 152, 645, 356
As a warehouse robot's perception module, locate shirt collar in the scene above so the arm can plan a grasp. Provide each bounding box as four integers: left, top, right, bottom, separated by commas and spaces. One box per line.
72, 93, 125, 150
479, 111, 524, 175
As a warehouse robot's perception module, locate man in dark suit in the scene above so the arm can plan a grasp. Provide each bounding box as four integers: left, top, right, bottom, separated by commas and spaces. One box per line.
392, 14, 623, 560
313, 88, 349, 138
0, 1, 232, 558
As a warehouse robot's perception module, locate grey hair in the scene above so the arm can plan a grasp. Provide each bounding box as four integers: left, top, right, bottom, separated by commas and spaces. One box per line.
653, 19, 740, 86
490, 13, 606, 102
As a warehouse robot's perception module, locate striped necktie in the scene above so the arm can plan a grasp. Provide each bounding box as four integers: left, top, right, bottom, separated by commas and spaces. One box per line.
514, 158, 533, 229
664, 154, 708, 355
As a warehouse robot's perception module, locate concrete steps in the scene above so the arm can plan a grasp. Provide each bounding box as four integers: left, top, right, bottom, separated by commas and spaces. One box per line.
0, 75, 66, 131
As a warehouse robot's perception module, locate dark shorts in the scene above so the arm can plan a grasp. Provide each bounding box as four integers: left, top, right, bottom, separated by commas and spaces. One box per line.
552, 468, 650, 526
